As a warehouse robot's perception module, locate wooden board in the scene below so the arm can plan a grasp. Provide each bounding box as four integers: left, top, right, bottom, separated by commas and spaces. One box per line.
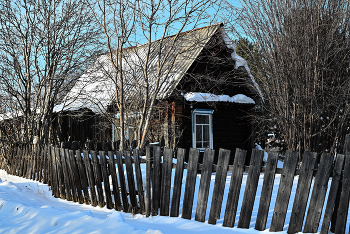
152, 146, 161, 216
91, 151, 105, 208
254, 152, 278, 231
55, 147, 66, 200
75, 149, 90, 205
303, 153, 333, 233
287, 151, 317, 233
83, 150, 98, 207
222, 148, 247, 227
208, 148, 231, 224
108, 151, 122, 211
195, 148, 215, 222
100, 151, 113, 209
145, 147, 152, 217
69, 149, 84, 204
335, 135, 350, 234
160, 148, 173, 216
133, 149, 145, 214
60, 148, 73, 201
50, 146, 59, 198
170, 148, 186, 217
238, 149, 264, 228
116, 151, 129, 212
182, 148, 200, 220
269, 150, 299, 232
320, 154, 345, 234
124, 150, 138, 213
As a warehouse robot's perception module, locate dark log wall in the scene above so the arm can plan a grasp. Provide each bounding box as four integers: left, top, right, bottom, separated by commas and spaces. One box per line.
176, 101, 254, 164
51, 110, 111, 145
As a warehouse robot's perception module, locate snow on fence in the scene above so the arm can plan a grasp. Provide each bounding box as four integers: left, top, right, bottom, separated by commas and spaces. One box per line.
1, 135, 350, 233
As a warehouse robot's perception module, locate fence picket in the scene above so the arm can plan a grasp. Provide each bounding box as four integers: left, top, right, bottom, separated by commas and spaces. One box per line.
133, 149, 145, 214
320, 154, 345, 234
91, 150, 104, 208
238, 149, 265, 228
223, 148, 247, 227
108, 151, 122, 211
303, 153, 333, 233
335, 149, 350, 233
270, 150, 299, 232
83, 150, 98, 207
182, 148, 200, 220
75, 149, 89, 205
145, 147, 152, 217
50, 146, 59, 198
170, 148, 186, 217
255, 151, 278, 231
43, 145, 48, 184
99, 151, 113, 209
160, 148, 173, 216
60, 148, 73, 201
124, 150, 138, 213
68, 149, 84, 204
288, 151, 317, 233
195, 148, 215, 222
55, 147, 66, 200
152, 146, 161, 216
116, 151, 129, 212
208, 149, 230, 225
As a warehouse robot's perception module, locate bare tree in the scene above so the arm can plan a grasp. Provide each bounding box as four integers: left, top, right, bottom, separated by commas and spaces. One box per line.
0, 0, 102, 145
83, 0, 219, 151
224, 0, 350, 157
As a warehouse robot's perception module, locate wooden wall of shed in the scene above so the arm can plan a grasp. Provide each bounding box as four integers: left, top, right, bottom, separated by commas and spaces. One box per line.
51, 111, 111, 146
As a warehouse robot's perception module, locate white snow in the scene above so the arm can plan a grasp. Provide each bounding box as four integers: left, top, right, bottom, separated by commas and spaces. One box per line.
255, 143, 268, 163
184, 92, 255, 104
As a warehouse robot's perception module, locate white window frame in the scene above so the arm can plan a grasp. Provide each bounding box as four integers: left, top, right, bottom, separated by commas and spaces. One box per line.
192, 109, 214, 152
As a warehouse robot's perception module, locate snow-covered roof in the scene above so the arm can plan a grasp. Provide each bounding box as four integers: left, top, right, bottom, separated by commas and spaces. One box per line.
54, 24, 262, 113
184, 92, 255, 104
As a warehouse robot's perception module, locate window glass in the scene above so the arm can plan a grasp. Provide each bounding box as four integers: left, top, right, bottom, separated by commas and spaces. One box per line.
196, 125, 202, 141
196, 114, 209, 124
203, 125, 209, 141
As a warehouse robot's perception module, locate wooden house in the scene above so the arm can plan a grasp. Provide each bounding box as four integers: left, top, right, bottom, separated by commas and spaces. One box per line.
53, 23, 262, 163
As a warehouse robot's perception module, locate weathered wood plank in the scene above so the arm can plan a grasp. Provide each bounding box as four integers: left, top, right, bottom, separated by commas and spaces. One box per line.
91, 150, 104, 208
50, 146, 59, 198
195, 148, 215, 222
255, 151, 278, 231
152, 146, 161, 216
124, 150, 138, 214
145, 147, 152, 217
160, 148, 173, 216
182, 148, 200, 220
55, 147, 66, 200
99, 151, 113, 209
269, 150, 299, 232
320, 154, 345, 234
133, 149, 145, 214
108, 151, 122, 210
223, 148, 247, 227
335, 134, 350, 234
208, 149, 231, 224
75, 149, 89, 205
68, 149, 84, 204
287, 151, 318, 233
238, 149, 265, 228
60, 148, 73, 201
116, 151, 129, 212
170, 148, 186, 217
303, 153, 333, 233
83, 150, 98, 207
43, 145, 48, 184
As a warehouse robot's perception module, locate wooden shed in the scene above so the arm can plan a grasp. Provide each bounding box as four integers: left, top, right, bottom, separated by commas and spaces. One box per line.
53, 23, 262, 163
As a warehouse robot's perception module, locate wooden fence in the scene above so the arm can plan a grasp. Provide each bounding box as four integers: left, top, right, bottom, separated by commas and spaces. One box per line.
1, 135, 350, 233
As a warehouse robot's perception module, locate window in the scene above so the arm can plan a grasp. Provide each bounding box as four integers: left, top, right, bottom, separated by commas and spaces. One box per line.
192, 109, 213, 151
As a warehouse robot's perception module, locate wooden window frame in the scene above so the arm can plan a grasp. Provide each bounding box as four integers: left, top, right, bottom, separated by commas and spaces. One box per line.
192, 109, 214, 152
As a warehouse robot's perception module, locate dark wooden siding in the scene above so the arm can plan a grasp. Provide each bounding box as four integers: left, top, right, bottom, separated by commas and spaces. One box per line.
176, 101, 254, 164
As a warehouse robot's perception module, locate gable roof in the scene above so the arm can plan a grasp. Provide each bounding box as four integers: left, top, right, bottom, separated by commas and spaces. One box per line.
54, 24, 262, 113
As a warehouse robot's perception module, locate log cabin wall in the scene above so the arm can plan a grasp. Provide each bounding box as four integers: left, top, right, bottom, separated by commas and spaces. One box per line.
176, 101, 254, 164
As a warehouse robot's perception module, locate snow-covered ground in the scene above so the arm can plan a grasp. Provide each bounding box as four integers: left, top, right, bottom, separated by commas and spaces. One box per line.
0, 161, 345, 233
